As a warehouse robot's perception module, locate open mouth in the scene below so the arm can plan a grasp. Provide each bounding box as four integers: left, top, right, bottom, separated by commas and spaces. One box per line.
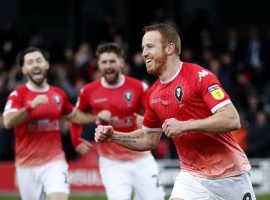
32, 68, 42, 75
105, 69, 115, 75
145, 59, 152, 64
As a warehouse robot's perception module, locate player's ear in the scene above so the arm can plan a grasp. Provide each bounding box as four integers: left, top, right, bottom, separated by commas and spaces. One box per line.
166, 43, 176, 55
120, 58, 125, 69
21, 66, 27, 75
44, 61, 49, 70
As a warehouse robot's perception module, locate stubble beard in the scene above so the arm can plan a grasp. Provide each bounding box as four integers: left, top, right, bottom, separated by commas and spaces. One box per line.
27, 71, 47, 86
147, 53, 167, 76
104, 71, 120, 85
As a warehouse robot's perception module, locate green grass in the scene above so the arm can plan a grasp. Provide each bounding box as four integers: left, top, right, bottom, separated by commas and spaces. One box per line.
0, 195, 269, 200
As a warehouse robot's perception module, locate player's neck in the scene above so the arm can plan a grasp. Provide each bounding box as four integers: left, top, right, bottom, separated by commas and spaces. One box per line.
159, 58, 182, 83
101, 74, 125, 88
27, 80, 49, 91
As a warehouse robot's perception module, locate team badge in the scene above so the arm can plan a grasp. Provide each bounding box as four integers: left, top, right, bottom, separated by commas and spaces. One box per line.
175, 86, 183, 102
53, 95, 61, 105
208, 84, 224, 100
124, 91, 132, 102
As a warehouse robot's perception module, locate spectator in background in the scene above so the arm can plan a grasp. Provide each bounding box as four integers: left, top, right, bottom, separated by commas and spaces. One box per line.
0, 70, 14, 161
222, 28, 242, 63
241, 26, 267, 87
244, 92, 263, 124
246, 110, 270, 158
53, 62, 78, 103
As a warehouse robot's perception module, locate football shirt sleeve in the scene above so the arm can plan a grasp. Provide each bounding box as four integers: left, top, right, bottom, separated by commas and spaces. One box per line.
75, 87, 90, 111
196, 69, 231, 113
70, 87, 90, 148
139, 82, 148, 111
142, 90, 163, 132
3, 90, 22, 115
61, 90, 76, 117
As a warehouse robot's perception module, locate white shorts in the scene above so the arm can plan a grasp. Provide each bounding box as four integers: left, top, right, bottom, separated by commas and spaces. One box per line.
16, 160, 70, 200
170, 171, 256, 200
99, 154, 165, 200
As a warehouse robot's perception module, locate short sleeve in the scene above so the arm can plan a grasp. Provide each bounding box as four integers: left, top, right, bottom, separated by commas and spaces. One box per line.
196, 69, 231, 113
60, 90, 75, 117
75, 87, 91, 112
3, 90, 22, 115
142, 90, 163, 132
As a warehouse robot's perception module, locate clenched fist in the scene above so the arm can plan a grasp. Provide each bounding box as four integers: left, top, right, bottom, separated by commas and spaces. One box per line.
94, 125, 114, 142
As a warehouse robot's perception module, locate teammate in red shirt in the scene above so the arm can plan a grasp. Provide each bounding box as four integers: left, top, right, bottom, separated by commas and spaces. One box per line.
95, 24, 256, 199
3, 47, 108, 200
70, 43, 165, 200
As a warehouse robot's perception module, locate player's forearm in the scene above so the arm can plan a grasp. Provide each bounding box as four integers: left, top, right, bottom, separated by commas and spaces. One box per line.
185, 106, 240, 134
112, 129, 161, 151
70, 110, 97, 124
3, 109, 29, 129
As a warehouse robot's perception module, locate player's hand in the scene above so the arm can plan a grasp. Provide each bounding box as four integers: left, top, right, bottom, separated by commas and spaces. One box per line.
31, 94, 49, 109
162, 118, 186, 137
134, 113, 144, 128
94, 125, 114, 142
95, 110, 111, 125
76, 138, 92, 155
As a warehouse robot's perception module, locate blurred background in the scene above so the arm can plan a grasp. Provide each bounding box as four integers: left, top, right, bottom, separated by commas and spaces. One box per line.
0, 0, 270, 198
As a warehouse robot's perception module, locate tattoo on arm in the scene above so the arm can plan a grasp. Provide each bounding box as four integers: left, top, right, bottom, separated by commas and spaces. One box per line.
112, 135, 140, 143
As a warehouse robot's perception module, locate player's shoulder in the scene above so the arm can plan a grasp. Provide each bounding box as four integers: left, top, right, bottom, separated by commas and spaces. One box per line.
8, 85, 27, 97
182, 62, 213, 80
82, 79, 101, 91
148, 79, 160, 93
183, 62, 208, 73
76, 80, 101, 97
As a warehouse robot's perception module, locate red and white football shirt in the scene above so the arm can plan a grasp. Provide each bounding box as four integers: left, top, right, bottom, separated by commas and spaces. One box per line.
143, 62, 251, 179
4, 83, 75, 167
71, 75, 149, 160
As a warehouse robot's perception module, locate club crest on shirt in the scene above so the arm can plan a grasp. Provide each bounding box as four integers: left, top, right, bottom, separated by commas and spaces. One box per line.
53, 95, 61, 105
208, 84, 224, 100
124, 91, 132, 102
175, 86, 183, 102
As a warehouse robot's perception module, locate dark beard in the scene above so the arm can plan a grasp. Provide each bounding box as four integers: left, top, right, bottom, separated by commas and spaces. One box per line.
104, 72, 120, 85
27, 72, 47, 86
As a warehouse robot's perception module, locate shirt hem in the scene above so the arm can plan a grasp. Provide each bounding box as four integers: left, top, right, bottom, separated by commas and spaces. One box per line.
182, 166, 252, 179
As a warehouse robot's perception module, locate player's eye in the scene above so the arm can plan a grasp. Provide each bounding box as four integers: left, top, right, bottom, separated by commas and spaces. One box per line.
36, 58, 43, 63
26, 60, 33, 65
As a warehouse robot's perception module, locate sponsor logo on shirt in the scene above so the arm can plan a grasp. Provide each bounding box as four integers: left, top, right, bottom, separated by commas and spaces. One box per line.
151, 98, 162, 104
208, 84, 224, 100
28, 119, 60, 132
151, 98, 170, 105
175, 86, 183, 102
93, 98, 107, 103
111, 116, 133, 127
198, 69, 209, 81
